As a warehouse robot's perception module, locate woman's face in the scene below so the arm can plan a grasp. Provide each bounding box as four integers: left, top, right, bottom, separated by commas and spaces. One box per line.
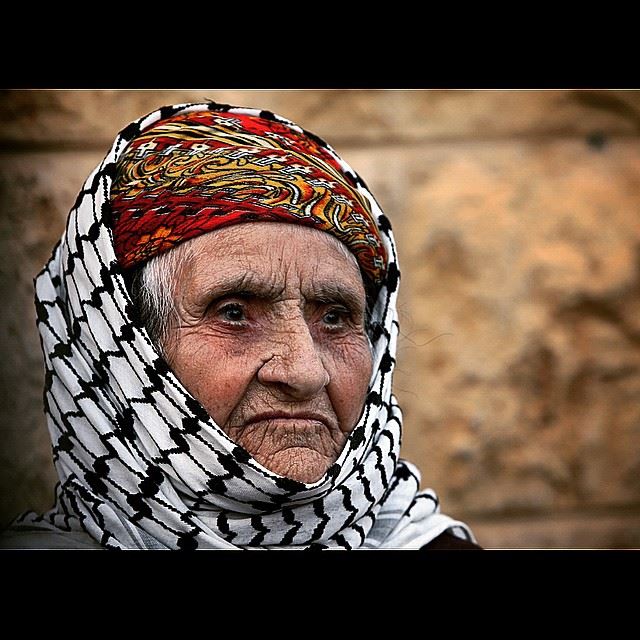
165, 223, 374, 484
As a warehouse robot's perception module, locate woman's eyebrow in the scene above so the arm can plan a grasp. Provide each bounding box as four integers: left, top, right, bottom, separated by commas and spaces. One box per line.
200, 274, 364, 310
306, 283, 365, 313
202, 273, 284, 300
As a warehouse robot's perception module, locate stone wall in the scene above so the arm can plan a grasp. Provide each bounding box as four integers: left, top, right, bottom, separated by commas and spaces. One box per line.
1, 89, 639, 548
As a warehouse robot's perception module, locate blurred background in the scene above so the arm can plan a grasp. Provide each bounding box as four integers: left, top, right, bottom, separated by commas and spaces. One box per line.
1, 89, 639, 548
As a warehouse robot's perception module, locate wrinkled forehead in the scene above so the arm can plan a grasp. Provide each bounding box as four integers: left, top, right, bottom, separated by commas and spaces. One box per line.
179, 223, 366, 302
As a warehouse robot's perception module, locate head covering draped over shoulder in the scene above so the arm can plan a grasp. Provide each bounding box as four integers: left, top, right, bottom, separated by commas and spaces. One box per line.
14, 102, 475, 549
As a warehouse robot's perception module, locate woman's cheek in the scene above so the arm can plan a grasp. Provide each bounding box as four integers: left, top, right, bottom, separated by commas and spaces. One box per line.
172, 331, 256, 427
324, 335, 373, 432
324, 333, 373, 378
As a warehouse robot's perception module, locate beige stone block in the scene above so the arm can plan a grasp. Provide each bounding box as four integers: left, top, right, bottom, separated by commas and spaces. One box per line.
3, 90, 639, 149
393, 137, 640, 517
400, 89, 640, 140
0, 150, 104, 526
0, 89, 404, 148
467, 511, 640, 549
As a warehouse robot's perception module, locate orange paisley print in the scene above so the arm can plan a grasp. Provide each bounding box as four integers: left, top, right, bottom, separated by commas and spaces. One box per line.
110, 111, 387, 288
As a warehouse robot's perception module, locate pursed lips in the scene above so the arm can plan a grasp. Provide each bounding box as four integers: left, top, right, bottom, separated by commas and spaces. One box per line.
243, 411, 331, 429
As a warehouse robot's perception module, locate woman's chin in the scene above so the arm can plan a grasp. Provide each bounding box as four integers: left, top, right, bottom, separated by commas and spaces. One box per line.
257, 448, 334, 484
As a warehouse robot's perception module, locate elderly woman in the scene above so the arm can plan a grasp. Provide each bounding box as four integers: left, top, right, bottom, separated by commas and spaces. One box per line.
1, 103, 479, 549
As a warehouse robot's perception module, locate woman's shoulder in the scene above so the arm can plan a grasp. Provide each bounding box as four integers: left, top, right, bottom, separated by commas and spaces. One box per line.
0, 524, 103, 550
420, 530, 483, 550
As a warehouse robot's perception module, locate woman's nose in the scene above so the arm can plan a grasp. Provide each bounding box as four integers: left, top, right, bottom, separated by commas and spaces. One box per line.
257, 321, 330, 399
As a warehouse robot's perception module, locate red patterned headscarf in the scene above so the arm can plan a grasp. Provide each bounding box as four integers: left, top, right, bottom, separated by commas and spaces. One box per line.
110, 110, 387, 289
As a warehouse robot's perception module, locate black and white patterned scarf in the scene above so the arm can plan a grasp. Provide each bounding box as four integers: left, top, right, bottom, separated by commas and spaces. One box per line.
17, 102, 475, 549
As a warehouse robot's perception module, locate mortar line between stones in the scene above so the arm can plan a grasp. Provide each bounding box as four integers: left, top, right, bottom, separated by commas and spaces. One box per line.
460, 503, 640, 525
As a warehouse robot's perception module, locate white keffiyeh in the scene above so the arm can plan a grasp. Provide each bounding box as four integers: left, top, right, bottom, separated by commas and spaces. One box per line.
14, 102, 475, 549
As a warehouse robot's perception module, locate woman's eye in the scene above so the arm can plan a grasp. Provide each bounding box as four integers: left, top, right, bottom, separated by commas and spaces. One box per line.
218, 303, 246, 323
322, 308, 348, 326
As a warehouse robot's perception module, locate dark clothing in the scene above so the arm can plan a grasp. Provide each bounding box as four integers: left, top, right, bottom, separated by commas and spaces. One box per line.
421, 531, 483, 550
